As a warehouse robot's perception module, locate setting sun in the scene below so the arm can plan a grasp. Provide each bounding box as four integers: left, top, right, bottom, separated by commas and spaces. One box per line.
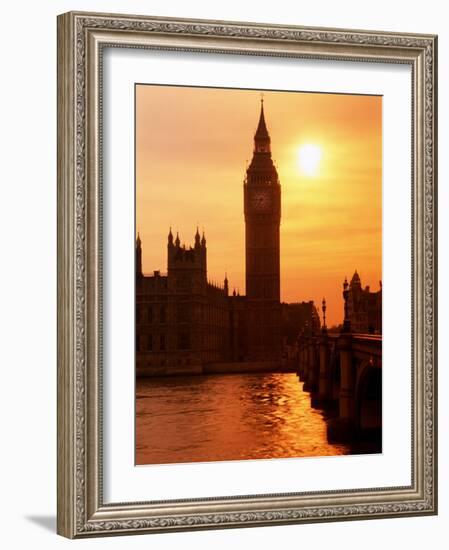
297, 144, 322, 176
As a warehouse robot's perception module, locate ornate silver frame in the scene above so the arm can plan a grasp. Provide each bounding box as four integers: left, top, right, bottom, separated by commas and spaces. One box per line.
57, 11, 438, 538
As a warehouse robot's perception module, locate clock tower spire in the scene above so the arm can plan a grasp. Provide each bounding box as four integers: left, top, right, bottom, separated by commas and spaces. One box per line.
254, 96, 270, 149
243, 97, 282, 362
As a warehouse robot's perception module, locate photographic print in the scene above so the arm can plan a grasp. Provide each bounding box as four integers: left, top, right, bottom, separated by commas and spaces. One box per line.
57, 12, 437, 537
135, 85, 382, 465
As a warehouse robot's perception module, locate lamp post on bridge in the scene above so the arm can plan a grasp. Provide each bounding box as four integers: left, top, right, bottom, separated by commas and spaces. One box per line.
321, 297, 327, 334
342, 277, 351, 333
327, 278, 356, 441
312, 297, 332, 408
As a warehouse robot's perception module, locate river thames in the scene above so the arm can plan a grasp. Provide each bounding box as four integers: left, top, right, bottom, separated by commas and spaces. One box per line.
136, 372, 352, 465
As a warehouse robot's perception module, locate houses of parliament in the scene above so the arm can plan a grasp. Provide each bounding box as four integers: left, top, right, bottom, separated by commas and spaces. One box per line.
135, 100, 380, 376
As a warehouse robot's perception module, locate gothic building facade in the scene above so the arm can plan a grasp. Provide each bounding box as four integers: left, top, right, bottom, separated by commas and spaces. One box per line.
136, 100, 317, 376
136, 229, 231, 376
244, 99, 282, 361
346, 270, 382, 334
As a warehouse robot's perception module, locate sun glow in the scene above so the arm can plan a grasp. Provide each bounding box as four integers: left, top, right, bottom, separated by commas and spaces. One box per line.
297, 144, 322, 176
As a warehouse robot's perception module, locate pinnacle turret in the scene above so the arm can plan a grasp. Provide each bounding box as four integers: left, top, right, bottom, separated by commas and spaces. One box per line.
195, 226, 201, 247
136, 232, 142, 277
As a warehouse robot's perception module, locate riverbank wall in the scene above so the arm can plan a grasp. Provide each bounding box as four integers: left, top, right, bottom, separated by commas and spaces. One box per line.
137, 361, 296, 377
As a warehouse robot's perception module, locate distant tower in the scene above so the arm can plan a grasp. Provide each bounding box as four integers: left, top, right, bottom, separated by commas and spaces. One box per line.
243, 98, 282, 361
136, 232, 142, 278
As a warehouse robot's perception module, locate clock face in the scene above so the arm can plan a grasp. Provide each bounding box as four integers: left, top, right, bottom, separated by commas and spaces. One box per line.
251, 191, 271, 211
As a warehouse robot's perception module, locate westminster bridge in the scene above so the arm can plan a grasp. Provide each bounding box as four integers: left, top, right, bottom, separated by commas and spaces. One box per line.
288, 330, 382, 443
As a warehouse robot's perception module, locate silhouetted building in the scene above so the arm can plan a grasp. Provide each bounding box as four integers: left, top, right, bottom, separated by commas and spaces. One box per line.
136, 229, 231, 376
136, 100, 323, 375
244, 98, 282, 360
346, 270, 382, 334
281, 301, 321, 345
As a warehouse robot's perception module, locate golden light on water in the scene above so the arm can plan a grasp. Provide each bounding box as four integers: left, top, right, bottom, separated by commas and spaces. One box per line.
136, 373, 350, 464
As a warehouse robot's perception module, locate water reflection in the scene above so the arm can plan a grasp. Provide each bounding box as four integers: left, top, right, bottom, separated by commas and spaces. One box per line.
136, 373, 350, 465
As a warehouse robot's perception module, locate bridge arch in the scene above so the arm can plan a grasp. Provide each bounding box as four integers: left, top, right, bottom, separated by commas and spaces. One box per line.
355, 360, 382, 433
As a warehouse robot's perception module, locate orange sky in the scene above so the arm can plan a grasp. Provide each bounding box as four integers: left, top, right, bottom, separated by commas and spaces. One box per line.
136, 85, 382, 327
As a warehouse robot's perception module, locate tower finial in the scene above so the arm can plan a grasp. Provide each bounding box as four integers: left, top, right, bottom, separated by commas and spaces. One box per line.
254, 95, 270, 152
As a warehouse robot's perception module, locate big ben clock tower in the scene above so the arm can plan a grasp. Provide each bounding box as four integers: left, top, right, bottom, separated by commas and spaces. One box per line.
244, 98, 282, 361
